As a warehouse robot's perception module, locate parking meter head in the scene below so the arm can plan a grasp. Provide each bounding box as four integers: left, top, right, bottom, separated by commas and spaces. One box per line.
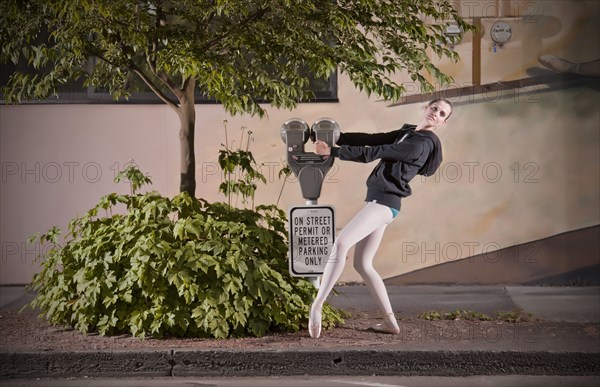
311, 118, 340, 146
280, 118, 310, 145
281, 117, 338, 201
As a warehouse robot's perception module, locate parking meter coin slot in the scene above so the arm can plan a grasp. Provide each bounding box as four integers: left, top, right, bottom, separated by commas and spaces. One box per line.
284, 132, 308, 154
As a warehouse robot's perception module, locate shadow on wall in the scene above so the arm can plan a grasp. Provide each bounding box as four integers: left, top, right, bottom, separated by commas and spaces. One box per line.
385, 225, 600, 286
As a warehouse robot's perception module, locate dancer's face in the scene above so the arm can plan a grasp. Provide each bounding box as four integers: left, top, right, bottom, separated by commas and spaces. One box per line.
424, 101, 452, 128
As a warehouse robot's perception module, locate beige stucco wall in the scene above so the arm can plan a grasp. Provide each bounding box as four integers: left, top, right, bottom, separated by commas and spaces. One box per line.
1, 0, 599, 284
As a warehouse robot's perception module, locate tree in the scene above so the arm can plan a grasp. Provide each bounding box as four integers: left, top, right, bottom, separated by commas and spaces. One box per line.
1, 0, 472, 197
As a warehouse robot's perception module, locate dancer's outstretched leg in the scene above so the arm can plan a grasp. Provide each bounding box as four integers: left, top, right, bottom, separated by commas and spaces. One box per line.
354, 225, 399, 333
309, 202, 393, 338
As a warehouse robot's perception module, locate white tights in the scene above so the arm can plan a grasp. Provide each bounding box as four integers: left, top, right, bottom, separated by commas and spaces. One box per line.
310, 201, 399, 332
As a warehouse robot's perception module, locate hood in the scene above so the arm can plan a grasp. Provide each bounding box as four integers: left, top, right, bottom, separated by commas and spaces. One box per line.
414, 129, 443, 176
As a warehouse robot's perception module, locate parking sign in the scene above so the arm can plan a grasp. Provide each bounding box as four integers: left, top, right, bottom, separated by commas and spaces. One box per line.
288, 206, 335, 276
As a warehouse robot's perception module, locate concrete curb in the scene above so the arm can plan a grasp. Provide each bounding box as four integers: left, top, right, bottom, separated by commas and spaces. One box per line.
1, 350, 599, 379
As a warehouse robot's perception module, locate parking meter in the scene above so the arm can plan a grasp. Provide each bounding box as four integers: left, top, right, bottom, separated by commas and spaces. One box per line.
279, 118, 311, 164
282, 118, 340, 287
312, 117, 341, 147
280, 118, 340, 201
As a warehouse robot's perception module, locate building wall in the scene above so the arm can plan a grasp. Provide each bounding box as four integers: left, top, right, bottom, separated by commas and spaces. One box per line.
1, 0, 599, 284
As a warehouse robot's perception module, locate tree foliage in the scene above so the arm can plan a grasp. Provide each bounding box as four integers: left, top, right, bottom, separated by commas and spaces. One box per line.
1, 0, 473, 196
1, 0, 472, 115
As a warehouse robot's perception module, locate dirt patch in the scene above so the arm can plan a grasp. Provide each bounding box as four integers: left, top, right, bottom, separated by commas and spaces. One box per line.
1, 309, 598, 352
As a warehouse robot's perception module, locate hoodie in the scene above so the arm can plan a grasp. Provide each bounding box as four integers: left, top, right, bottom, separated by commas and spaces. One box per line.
330, 124, 443, 210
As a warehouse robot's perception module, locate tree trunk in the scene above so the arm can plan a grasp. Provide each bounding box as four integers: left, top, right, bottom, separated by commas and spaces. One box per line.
178, 78, 197, 197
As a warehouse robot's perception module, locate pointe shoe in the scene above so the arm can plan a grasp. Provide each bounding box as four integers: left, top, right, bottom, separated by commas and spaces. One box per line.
367, 323, 400, 334
368, 312, 400, 334
308, 305, 322, 338
308, 318, 322, 339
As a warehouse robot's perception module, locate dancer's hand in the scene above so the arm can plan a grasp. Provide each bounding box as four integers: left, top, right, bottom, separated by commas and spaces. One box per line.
314, 140, 331, 156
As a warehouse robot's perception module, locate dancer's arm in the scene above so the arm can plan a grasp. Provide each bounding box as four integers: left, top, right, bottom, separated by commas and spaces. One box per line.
336, 129, 402, 146
329, 138, 431, 164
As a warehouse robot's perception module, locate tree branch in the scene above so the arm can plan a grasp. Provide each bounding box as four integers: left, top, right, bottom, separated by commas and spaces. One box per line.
181, 76, 192, 92
86, 40, 179, 110
86, 45, 122, 69
143, 52, 184, 100
144, 5, 184, 102
130, 63, 179, 111
201, 6, 271, 52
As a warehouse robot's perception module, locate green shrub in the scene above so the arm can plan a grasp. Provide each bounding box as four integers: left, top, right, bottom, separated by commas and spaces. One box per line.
419, 309, 494, 321
418, 309, 538, 323
25, 130, 343, 339
495, 309, 537, 323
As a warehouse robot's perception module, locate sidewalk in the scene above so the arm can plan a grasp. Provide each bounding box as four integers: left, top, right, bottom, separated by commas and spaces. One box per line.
1, 285, 599, 378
